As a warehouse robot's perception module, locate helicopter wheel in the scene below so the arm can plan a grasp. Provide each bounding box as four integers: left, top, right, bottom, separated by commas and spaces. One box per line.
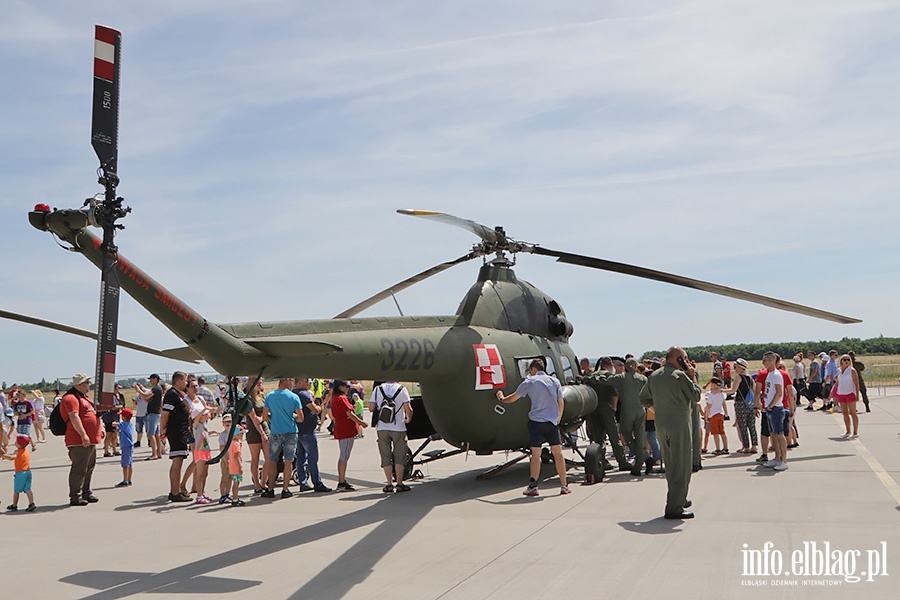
583, 442, 606, 484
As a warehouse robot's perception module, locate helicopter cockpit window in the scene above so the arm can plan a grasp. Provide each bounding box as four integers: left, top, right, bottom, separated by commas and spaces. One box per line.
517, 356, 557, 378
560, 355, 573, 380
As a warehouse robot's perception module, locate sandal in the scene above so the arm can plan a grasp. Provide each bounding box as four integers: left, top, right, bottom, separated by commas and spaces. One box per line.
382, 484, 394, 493
395, 483, 411, 493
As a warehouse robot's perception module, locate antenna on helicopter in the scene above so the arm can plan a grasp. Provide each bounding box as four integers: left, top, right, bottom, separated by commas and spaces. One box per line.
89, 25, 130, 408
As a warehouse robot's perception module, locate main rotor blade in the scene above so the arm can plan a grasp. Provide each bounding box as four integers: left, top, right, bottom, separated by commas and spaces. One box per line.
530, 247, 862, 324
397, 209, 503, 244
333, 251, 481, 319
91, 25, 121, 175
0, 309, 200, 363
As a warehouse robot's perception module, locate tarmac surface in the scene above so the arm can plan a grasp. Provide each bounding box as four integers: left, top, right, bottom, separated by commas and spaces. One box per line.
3, 394, 900, 599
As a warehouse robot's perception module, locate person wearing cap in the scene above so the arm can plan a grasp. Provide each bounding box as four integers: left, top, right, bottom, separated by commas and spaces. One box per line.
610, 358, 649, 476
116, 408, 135, 487
639, 347, 702, 519
135, 374, 164, 459
3, 434, 36, 512
331, 380, 369, 491
723, 358, 758, 454
61, 374, 103, 506
217, 413, 235, 504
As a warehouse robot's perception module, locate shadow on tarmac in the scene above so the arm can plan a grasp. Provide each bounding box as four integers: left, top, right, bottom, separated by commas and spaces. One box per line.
59, 468, 522, 600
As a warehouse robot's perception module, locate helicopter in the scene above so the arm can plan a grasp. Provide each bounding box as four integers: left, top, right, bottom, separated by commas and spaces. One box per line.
4, 25, 862, 481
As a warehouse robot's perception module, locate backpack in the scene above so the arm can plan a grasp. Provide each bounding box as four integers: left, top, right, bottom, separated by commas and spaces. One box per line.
49, 402, 68, 436
738, 374, 754, 409
376, 385, 404, 424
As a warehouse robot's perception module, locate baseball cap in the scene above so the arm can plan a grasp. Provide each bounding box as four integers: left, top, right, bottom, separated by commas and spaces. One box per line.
332, 380, 349, 389
149, 373, 160, 380
120, 408, 134, 418
16, 434, 30, 447
72, 373, 91, 385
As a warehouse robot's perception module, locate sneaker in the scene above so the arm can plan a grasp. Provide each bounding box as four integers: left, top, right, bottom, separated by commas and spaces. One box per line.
722, 449, 730, 455
261, 489, 275, 498
134, 441, 141, 447
70, 498, 88, 506
840, 433, 851, 439
168, 492, 191, 503
25, 503, 36, 512
253, 488, 264, 496
336, 481, 356, 492
313, 483, 332, 493
523, 484, 539, 497
755, 454, 769, 463
218, 495, 231, 505
281, 489, 293, 499
298, 484, 314, 492
560, 485, 572, 495
6, 505, 17, 512
84, 495, 99, 503
763, 460, 779, 468
849, 434, 858, 439
773, 461, 789, 471
115, 481, 130, 488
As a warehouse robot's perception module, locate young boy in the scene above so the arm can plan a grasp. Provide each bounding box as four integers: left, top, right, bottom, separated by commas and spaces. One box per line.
704, 378, 729, 455
216, 413, 234, 504
228, 426, 246, 506
116, 408, 135, 487
3, 435, 36, 512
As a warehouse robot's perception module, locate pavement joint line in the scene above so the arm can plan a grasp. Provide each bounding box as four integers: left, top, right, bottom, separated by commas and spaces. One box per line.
433, 477, 609, 599
831, 411, 900, 506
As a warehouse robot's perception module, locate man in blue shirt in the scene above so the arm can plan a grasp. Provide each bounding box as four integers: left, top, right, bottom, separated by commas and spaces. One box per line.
496, 358, 570, 497
262, 378, 303, 498
292, 377, 331, 493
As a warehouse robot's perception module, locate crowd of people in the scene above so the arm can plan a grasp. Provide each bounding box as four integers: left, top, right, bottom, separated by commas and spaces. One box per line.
0, 347, 870, 515
0, 371, 414, 511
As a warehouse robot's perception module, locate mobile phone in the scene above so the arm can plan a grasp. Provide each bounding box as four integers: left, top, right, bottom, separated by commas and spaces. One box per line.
677, 356, 689, 371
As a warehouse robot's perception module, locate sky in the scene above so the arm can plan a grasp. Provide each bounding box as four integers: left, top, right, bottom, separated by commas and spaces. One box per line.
2, 0, 899, 386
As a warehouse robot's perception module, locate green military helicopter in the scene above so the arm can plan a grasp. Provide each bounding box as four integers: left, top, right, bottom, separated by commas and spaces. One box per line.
14, 202, 861, 478
4, 25, 861, 481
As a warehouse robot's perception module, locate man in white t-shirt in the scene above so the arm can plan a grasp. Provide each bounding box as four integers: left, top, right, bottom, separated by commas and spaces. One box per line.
369, 381, 413, 493
761, 352, 788, 471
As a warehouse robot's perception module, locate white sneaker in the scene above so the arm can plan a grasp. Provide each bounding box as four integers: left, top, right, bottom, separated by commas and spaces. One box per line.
840, 433, 850, 439
763, 460, 779, 468
773, 461, 789, 471
849, 434, 858, 439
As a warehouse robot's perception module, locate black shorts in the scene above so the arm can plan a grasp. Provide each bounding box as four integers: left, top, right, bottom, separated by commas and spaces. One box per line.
527, 420, 561, 448
168, 435, 190, 459
760, 412, 770, 437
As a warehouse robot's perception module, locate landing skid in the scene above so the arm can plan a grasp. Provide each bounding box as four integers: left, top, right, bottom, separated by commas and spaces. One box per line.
476, 450, 530, 480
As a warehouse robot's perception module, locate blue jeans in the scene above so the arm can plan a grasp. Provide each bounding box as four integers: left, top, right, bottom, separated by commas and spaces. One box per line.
294, 433, 321, 486
646, 430, 660, 461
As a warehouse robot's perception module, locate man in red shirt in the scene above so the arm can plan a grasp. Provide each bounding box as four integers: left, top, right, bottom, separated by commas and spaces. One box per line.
61, 373, 104, 506
330, 380, 368, 491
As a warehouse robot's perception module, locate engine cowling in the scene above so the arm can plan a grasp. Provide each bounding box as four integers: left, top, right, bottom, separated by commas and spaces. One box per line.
560, 384, 598, 429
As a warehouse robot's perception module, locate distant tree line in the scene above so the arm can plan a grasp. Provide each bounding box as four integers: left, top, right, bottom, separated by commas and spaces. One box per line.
641, 336, 900, 362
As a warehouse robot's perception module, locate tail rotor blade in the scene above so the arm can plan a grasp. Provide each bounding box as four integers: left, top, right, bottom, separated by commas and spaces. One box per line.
91, 25, 121, 175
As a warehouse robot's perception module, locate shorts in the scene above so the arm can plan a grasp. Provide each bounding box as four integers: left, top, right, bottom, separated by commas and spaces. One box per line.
121, 445, 134, 467
14, 470, 32, 494
194, 449, 212, 462
760, 410, 770, 437
526, 420, 561, 448
36, 414, 46, 424
135, 416, 147, 434
268, 432, 298, 463
220, 459, 230, 482
168, 435, 190, 459
146, 413, 161, 436
709, 413, 725, 435
766, 406, 787, 436
231, 474, 243, 483
834, 392, 857, 404
16, 423, 31, 436
377, 429, 409, 468
245, 419, 269, 445
338, 437, 355, 462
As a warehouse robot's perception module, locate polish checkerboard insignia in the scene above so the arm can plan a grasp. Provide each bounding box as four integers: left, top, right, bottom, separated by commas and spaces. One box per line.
473, 344, 506, 390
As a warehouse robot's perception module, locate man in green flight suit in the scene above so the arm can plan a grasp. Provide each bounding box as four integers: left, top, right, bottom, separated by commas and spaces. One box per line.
639, 346, 702, 519
583, 357, 631, 472
610, 358, 648, 476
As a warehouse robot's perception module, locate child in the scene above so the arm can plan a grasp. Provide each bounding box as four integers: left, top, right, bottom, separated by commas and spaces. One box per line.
192, 402, 214, 504
3, 435, 35, 512
116, 408, 135, 487
352, 389, 365, 439
228, 426, 246, 506
704, 378, 729, 455
217, 413, 234, 504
